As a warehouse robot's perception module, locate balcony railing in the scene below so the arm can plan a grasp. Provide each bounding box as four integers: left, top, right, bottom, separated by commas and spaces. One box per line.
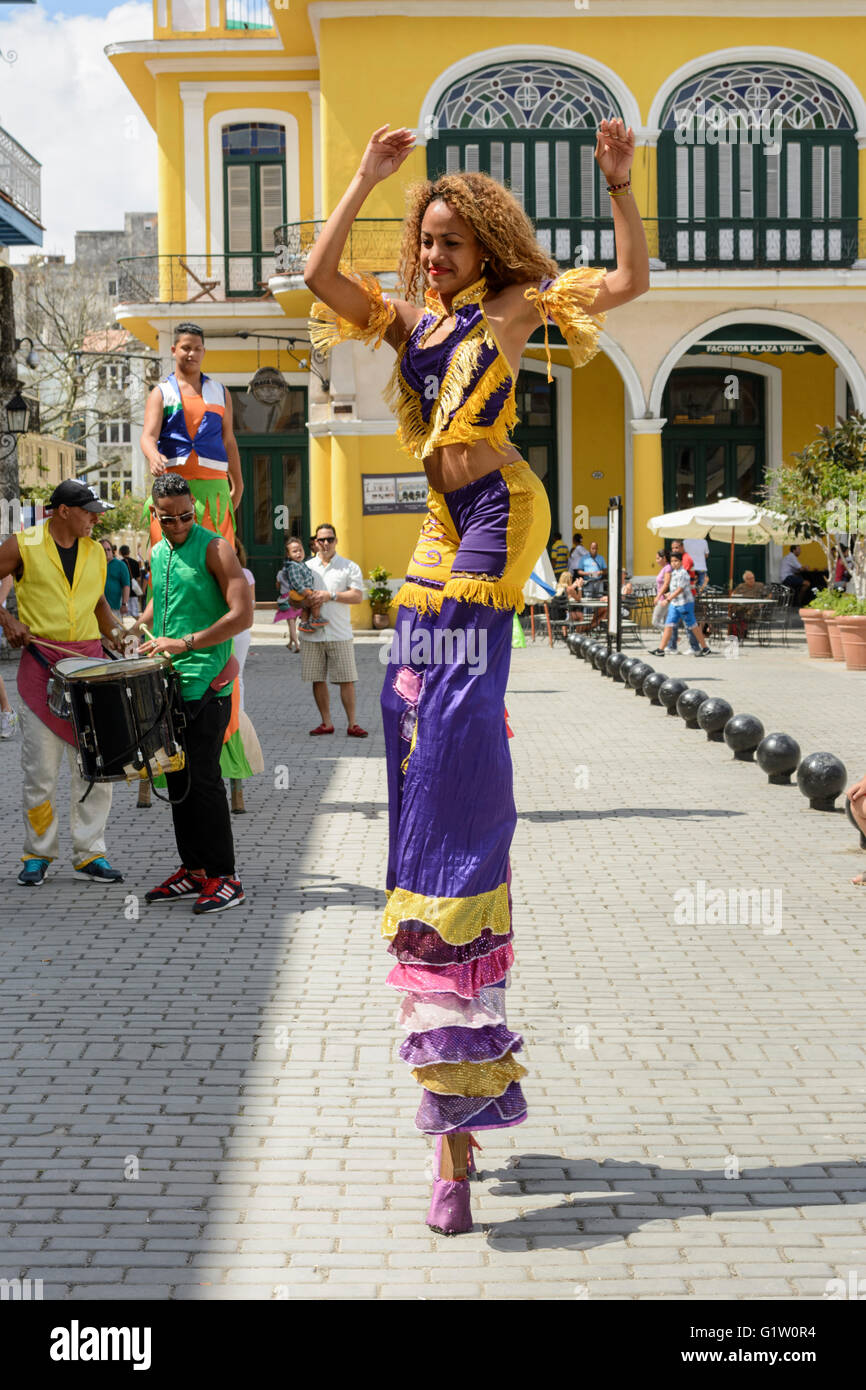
0, 124, 41, 224
273, 219, 403, 277
117, 252, 277, 304
156, 0, 273, 35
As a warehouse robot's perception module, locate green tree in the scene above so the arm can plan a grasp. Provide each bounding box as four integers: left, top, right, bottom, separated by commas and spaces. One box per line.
763, 412, 866, 602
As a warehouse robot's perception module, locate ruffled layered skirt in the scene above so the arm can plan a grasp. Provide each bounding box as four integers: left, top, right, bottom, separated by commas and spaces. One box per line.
380, 461, 550, 1134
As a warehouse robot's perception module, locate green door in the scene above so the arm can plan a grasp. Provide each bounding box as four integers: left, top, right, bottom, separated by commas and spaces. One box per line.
662, 437, 765, 586
512, 369, 558, 533
238, 442, 309, 595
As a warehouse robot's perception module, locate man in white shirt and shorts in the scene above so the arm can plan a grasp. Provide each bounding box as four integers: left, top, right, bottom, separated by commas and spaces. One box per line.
301, 524, 368, 737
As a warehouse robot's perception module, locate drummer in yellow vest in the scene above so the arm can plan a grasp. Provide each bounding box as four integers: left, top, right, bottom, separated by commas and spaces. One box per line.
0, 480, 125, 887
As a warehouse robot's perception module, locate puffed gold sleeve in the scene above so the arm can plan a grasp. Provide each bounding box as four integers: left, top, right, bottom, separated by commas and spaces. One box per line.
524, 266, 607, 379
309, 271, 396, 353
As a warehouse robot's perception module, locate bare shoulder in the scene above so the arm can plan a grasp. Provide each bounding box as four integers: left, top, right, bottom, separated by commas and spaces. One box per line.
485, 280, 545, 327
386, 298, 426, 350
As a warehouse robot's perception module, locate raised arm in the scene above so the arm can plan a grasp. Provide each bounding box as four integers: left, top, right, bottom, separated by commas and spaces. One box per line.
586, 119, 649, 313
305, 125, 420, 348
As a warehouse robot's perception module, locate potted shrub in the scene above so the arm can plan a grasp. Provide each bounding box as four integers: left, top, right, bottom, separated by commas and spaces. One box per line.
368, 565, 393, 630
802, 590, 834, 660
836, 595, 866, 670
813, 588, 846, 661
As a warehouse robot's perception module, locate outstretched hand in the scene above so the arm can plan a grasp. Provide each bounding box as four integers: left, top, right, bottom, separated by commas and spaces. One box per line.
358, 124, 416, 184
595, 118, 635, 186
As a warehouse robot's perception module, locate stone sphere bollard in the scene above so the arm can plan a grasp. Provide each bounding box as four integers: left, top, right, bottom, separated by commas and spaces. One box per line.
628, 661, 652, 694
566, 632, 579, 656
797, 751, 847, 811
643, 671, 666, 705
756, 732, 801, 786
659, 677, 688, 716
638, 666, 658, 696
696, 696, 734, 743
845, 794, 866, 849
577, 634, 591, 658
676, 688, 708, 728
607, 650, 627, 680
618, 656, 637, 686
723, 713, 765, 762
591, 641, 607, 670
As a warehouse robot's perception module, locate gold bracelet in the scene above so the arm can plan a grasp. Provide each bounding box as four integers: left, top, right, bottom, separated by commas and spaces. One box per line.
608, 188, 633, 198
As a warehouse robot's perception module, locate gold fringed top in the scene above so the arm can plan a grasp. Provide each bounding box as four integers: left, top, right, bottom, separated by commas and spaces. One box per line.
309, 271, 396, 354
524, 266, 607, 381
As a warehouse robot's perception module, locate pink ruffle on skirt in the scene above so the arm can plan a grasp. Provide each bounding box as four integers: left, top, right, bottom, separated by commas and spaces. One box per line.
386, 942, 513, 999
397, 989, 508, 1033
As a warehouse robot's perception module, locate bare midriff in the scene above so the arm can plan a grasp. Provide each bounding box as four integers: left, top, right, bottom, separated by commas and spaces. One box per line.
424, 439, 523, 495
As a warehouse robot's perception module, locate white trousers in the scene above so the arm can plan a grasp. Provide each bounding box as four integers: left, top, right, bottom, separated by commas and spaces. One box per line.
19, 703, 113, 865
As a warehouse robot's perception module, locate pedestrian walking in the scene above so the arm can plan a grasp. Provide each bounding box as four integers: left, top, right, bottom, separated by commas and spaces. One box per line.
652, 552, 712, 656
0, 480, 125, 887
301, 524, 367, 737
119, 544, 143, 618
307, 115, 648, 1231
101, 539, 131, 622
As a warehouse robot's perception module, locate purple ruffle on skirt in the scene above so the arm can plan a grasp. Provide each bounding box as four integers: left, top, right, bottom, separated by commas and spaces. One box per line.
399, 1023, 523, 1068
415, 1081, 528, 1135
386, 941, 513, 999
388, 924, 512, 966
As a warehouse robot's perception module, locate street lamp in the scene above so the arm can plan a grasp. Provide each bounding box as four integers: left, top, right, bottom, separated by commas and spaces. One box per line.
4, 389, 30, 435
15, 338, 39, 371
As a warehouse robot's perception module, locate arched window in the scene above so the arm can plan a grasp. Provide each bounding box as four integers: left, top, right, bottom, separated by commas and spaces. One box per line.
427, 60, 623, 265
658, 63, 858, 268
222, 122, 286, 294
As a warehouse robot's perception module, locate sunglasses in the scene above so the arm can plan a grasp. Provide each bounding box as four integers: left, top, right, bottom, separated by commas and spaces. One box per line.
316, 536, 336, 544
154, 510, 196, 525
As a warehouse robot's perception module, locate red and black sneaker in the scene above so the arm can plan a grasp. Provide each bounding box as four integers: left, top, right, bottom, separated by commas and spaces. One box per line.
192, 876, 245, 915
145, 866, 205, 904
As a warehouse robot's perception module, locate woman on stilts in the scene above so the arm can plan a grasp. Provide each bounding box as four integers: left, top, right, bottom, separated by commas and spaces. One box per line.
307, 119, 649, 1234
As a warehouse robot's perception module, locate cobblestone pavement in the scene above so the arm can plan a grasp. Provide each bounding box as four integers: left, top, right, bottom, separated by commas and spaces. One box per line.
1, 630, 865, 1301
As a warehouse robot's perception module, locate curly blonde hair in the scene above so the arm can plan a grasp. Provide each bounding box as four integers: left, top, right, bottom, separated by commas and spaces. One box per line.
398, 172, 558, 302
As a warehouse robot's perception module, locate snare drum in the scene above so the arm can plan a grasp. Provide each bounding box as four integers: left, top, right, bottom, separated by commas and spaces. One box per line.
47, 657, 104, 719
49, 655, 186, 782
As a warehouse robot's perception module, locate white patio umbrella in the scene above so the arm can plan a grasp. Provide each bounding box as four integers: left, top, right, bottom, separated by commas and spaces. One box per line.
647, 497, 795, 592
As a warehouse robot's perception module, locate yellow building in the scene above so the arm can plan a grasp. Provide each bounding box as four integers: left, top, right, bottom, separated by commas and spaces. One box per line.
108, 1, 866, 610
18, 434, 76, 490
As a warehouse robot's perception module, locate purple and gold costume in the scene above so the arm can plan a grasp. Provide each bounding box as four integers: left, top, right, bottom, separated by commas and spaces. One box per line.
311, 267, 605, 1134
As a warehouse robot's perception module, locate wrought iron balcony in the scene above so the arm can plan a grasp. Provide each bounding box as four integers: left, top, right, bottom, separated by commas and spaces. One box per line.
651, 216, 864, 270
0, 124, 42, 244
273, 219, 404, 278
117, 252, 278, 304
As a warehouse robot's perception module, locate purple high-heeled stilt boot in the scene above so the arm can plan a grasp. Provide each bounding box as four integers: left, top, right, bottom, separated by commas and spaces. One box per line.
426, 1133, 475, 1235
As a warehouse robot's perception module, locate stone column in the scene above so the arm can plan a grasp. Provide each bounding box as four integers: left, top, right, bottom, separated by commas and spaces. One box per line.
630, 418, 666, 574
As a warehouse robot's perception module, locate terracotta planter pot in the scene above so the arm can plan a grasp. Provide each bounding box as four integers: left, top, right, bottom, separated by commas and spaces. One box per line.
371, 610, 391, 630
801, 607, 832, 659
836, 615, 866, 670
823, 611, 846, 661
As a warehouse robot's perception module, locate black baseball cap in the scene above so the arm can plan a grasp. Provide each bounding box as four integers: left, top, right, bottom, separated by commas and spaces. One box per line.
48, 481, 114, 513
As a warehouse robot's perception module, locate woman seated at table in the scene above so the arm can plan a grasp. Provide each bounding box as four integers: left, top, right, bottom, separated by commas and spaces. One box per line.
729, 570, 769, 639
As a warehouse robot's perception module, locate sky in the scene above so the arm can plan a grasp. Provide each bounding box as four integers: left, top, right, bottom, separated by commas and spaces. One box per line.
0, 0, 157, 261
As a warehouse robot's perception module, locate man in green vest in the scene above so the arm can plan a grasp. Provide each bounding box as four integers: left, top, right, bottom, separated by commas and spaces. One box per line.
134, 473, 253, 914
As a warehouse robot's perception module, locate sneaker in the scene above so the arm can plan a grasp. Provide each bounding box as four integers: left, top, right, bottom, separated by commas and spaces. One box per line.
73, 856, 124, 884
298, 621, 315, 634
651, 647, 666, 657
310, 616, 328, 628
697, 646, 713, 657
0, 709, 19, 739
18, 858, 49, 886
145, 866, 205, 903
193, 876, 245, 915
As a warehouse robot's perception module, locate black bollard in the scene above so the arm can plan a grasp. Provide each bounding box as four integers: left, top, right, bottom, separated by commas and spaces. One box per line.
676, 688, 708, 729
643, 671, 666, 706
797, 752, 847, 811
756, 733, 801, 786
723, 713, 765, 762
628, 661, 652, 694
618, 656, 637, 687
659, 677, 688, 716
697, 697, 734, 743
608, 650, 627, 681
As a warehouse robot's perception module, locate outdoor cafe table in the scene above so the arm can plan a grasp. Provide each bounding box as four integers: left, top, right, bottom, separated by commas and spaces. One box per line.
700, 594, 774, 641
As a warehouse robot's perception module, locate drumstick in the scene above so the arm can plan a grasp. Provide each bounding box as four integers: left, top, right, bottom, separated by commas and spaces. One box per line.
139, 626, 175, 665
